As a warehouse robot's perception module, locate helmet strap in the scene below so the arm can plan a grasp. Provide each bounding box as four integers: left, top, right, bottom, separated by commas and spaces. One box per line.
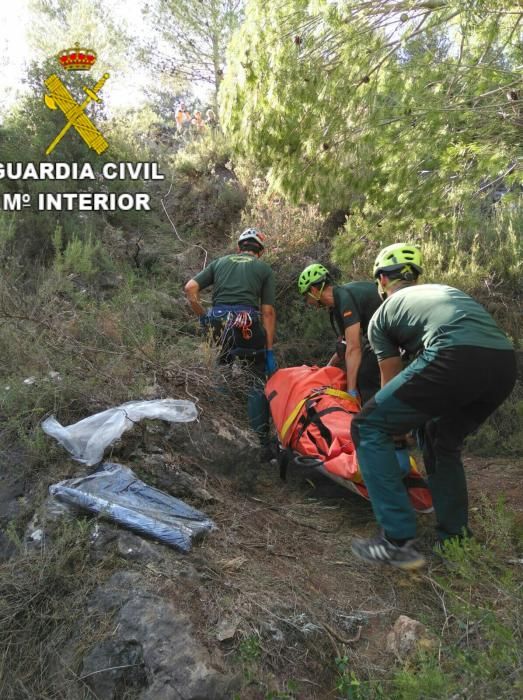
377, 275, 396, 300
308, 280, 326, 301
377, 274, 414, 300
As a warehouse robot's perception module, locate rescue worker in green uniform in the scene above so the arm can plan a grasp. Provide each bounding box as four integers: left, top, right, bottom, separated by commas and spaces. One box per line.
184, 229, 277, 459
350, 243, 517, 570
297, 263, 381, 404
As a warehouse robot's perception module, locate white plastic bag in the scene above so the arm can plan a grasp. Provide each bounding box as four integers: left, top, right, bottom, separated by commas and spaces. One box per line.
42, 399, 198, 466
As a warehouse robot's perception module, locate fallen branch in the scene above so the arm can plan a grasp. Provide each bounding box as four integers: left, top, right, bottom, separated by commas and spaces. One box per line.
321, 621, 363, 645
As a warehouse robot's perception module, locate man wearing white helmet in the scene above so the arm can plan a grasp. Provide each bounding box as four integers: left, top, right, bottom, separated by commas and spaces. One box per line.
184, 228, 277, 460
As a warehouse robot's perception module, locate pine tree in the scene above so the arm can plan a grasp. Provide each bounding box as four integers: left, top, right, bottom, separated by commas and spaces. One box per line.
147, 0, 244, 104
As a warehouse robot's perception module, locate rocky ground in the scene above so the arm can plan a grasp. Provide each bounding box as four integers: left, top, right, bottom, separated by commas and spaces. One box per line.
1, 402, 522, 699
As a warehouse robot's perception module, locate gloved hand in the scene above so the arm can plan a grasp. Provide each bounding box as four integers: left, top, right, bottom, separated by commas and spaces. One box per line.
347, 389, 361, 408
395, 447, 411, 478
265, 349, 277, 377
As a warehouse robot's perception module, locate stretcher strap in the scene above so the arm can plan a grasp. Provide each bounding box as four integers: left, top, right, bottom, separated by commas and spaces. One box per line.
280, 387, 358, 442
296, 404, 346, 443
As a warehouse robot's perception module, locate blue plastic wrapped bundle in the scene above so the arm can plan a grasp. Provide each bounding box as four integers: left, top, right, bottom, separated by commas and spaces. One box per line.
49, 463, 215, 552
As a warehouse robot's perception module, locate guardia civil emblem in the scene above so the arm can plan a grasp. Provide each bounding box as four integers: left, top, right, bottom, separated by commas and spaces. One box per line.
44, 43, 109, 155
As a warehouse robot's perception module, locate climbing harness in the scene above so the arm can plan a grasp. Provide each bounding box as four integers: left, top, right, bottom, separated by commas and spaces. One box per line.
230, 310, 253, 340
204, 305, 266, 363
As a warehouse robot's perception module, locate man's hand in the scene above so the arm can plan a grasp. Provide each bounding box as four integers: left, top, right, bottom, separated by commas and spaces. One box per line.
346, 388, 361, 409
265, 349, 277, 377
327, 352, 341, 367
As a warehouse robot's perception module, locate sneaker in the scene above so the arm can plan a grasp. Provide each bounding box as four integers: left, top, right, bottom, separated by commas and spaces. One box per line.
259, 442, 278, 465
351, 532, 426, 570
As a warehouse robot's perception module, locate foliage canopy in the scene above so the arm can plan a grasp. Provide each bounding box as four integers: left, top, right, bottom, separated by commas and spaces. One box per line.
221, 0, 523, 289
147, 0, 245, 102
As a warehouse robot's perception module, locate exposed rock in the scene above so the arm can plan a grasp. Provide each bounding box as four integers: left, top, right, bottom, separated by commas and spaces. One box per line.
115, 530, 166, 563
24, 495, 77, 549
90, 522, 120, 555
0, 530, 17, 562
87, 570, 143, 615
386, 614, 437, 658
335, 611, 369, 635
80, 639, 147, 699
208, 418, 256, 448
0, 473, 25, 526
167, 469, 216, 503
133, 453, 164, 473
85, 571, 239, 699
91, 524, 169, 565
260, 621, 285, 643
216, 617, 240, 642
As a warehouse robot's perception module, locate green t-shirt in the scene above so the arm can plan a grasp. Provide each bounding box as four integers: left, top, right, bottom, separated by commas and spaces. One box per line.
368, 284, 513, 361
332, 282, 382, 336
193, 252, 276, 308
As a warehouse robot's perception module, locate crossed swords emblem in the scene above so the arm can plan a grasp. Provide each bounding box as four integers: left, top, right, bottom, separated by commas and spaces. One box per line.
44, 73, 110, 155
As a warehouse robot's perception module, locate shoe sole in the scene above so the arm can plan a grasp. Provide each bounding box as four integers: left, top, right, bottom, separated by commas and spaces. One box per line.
390, 557, 426, 570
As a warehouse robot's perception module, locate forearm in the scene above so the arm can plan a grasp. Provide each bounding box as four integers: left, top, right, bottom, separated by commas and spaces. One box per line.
345, 345, 362, 392
261, 305, 276, 349
379, 356, 403, 387
327, 352, 341, 367
184, 280, 205, 317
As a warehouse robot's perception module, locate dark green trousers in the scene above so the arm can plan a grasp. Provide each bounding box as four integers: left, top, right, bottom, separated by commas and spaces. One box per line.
351, 347, 516, 541
210, 314, 270, 446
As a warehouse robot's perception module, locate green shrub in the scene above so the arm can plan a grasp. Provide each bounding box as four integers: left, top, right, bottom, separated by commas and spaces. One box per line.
390, 500, 523, 699
466, 379, 523, 456
0, 520, 110, 699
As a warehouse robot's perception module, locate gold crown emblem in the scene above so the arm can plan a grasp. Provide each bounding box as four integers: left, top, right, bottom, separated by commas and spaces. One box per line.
57, 43, 97, 71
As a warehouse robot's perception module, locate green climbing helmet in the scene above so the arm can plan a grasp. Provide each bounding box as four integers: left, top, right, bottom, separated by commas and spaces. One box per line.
298, 263, 330, 295
373, 243, 423, 278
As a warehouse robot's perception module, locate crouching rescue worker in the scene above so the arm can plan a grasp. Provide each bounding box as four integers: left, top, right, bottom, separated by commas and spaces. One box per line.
297, 264, 381, 404
184, 228, 277, 460
350, 243, 517, 570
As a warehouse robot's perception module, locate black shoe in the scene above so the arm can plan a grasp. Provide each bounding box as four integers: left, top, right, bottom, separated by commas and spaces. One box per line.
432, 529, 474, 565
351, 532, 426, 570
435, 527, 474, 547
259, 442, 277, 464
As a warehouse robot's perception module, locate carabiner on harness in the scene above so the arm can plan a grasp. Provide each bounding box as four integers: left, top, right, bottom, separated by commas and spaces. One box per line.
231, 311, 253, 340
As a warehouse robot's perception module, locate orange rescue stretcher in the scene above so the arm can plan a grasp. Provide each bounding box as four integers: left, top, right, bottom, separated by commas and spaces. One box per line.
265, 366, 433, 513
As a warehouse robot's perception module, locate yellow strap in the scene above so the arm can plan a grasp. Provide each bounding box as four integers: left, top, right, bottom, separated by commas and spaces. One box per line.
280, 398, 307, 442
280, 387, 359, 442
324, 388, 355, 402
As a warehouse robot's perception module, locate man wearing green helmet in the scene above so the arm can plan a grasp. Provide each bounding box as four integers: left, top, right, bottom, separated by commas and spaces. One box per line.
297, 263, 381, 404
350, 243, 516, 570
